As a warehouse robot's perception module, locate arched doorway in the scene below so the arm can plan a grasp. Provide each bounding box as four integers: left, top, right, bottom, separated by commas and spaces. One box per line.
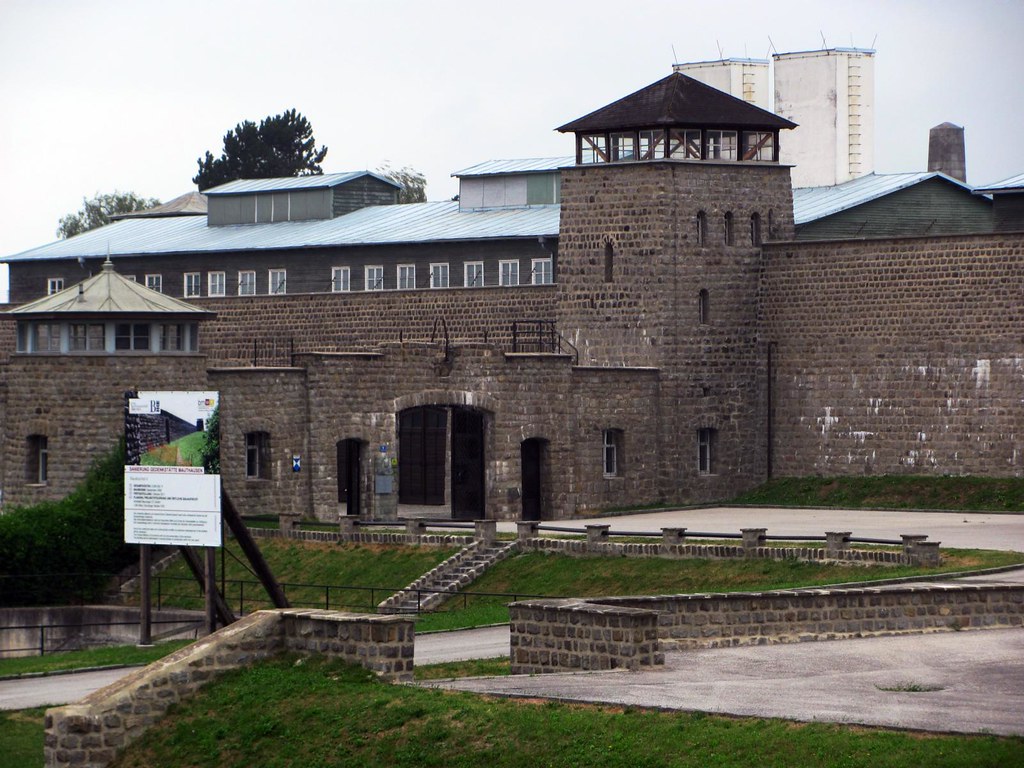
336, 439, 363, 516
398, 405, 486, 520
520, 438, 547, 521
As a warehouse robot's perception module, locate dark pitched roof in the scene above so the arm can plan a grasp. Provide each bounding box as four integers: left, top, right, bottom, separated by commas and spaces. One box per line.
111, 191, 207, 221
557, 73, 796, 133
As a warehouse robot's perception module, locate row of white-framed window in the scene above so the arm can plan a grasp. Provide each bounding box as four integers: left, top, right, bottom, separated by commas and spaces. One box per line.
48, 259, 556, 299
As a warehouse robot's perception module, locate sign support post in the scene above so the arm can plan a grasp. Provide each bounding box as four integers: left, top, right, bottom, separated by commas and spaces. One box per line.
138, 544, 152, 646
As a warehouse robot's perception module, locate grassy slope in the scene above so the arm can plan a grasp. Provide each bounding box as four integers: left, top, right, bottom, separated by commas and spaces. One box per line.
0, 708, 46, 768
734, 476, 1024, 511
150, 540, 458, 613
0, 641, 192, 678
109, 656, 1022, 768
416, 546, 1024, 631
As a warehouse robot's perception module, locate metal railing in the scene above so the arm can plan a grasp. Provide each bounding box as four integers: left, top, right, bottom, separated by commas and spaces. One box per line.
510, 320, 579, 364
0, 618, 202, 658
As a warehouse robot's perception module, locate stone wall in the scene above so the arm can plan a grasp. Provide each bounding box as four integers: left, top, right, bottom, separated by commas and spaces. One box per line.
509, 583, 1024, 674
193, 284, 558, 366
760, 232, 1024, 477
44, 609, 414, 768
0, 354, 210, 506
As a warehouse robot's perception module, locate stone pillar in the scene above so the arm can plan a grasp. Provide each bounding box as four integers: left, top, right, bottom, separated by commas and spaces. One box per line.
586, 525, 610, 547
901, 535, 928, 558
405, 518, 426, 542
279, 516, 297, 534
474, 519, 497, 545
338, 517, 356, 538
517, 521, 540, 542
661, 528, 687, 546
741, 528, 767, 550
911, 540, 941, 567
825, 531, 851, 557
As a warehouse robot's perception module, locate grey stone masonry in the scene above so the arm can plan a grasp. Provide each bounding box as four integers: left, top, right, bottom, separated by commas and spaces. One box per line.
509, 599, 663, 675
44, 609, 414, 768
509, 583, 1024, 673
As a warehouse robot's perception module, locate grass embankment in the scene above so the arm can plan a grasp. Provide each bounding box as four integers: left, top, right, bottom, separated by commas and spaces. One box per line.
734, 476, 1024, 511
415, 547, 1024, 631
107, 656, 1021, 768
150, 540, 458, 614
0, 708, 46, 768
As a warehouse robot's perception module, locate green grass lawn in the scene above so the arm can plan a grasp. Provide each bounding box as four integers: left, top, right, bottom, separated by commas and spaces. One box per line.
734, 475, 1024, 511
0, 708, 46, 768
106, 656, 1022, 768
0, 641, 191, 679
149, 540, 458, 614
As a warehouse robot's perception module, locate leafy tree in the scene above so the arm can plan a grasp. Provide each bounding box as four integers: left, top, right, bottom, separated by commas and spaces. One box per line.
57, 191, 160, 238
377, 162, 427, 204
193, 109, 328, 191
200, 405, 220, 474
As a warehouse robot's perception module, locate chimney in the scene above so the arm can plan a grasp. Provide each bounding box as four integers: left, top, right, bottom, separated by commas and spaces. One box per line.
928, 122, 966, 182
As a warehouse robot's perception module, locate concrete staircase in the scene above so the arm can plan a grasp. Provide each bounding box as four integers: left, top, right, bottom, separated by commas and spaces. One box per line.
378, 539, 519, 614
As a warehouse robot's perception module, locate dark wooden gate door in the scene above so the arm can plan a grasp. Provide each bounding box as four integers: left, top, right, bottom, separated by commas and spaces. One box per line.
521, 438, 543, 521
451, 408, 485, 520
399, 407, 447, 505
336, 439, 361, 516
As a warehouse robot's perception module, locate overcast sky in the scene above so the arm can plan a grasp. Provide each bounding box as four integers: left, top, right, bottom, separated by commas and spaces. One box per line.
1, 0, 1022, 263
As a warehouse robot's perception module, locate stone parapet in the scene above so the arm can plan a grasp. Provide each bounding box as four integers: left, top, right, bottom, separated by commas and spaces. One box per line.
44, 609, 414, 768
509, 599, 662, 675
508, 583, 1024, 674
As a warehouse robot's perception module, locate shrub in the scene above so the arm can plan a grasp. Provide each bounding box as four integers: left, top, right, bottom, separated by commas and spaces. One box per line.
0, 441, 135, 606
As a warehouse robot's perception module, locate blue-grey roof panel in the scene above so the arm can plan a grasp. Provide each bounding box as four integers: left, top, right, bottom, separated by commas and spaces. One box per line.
4, 202, 560, 262
973, 171, 1024, 194
203, 171, 400, 196
792, 172, 972, 225
452, 158, 574, 177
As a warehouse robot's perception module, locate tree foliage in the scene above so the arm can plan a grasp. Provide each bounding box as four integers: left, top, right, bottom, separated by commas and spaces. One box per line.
57, 191, 160, 238
377, 162, 427, 204
193, 109, 329, 191
201, 405, 220, 474
0, 441, 135, 606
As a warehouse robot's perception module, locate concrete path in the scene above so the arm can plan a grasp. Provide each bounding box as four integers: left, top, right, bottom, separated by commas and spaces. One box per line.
432, 627, 1024, 737
415, 625, 510, 666
0, 667, 133, 711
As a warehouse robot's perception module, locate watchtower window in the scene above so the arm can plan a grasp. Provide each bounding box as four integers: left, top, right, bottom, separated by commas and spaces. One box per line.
724, 212, 735, 246
638, 129, 666, 160
698, 289, 710, 325
610, 132, 636, 162
669, 129, 701, 159
580, 134, 609, 164
742, 131, 776, 161
115, 323, 151, 351
696, 211, 707, 246
705, 131, 737, 160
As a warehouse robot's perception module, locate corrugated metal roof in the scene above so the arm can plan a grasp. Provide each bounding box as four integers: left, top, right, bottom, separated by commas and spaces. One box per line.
204, 171, 399, 196
973, 172, 1024, 194
792, 172, 973, 225
452, 158, 574, 177
8, 260, 212, 316
4, 201, 561, 262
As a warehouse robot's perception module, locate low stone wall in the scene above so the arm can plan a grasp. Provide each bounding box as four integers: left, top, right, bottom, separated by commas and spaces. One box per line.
249, 523, 470, 548
509, 599, 662, 675
517, 524, 941, 567
44, 609, 414, 768
509, 583, 1024, 674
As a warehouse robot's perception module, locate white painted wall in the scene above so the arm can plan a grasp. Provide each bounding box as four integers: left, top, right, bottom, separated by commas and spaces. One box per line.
672, 59, 770, 109
773, 49, 875, 188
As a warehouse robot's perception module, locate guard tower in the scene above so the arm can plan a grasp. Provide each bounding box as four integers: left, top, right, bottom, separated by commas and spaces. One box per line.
3, 260, 213, 505
555, 72, 795, 502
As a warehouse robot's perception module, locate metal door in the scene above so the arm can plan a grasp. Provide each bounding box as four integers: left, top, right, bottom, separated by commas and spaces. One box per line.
336, 439, 361, 516
398, 407, 447, 505
451, 408, 485, 520
521, 438, 544, 521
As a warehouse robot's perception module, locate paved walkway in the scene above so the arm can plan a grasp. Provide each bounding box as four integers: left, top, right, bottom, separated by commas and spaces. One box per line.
432, 627, 1024, 737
